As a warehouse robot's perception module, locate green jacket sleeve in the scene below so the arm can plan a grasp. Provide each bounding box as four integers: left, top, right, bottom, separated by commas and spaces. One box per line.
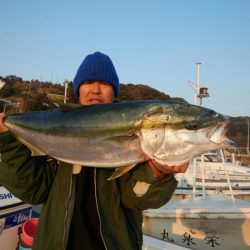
119, 162, 178, 211
0, 131, 58, 205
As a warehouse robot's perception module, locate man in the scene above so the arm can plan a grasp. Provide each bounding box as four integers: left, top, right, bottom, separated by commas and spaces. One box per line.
0, 52, 188, 250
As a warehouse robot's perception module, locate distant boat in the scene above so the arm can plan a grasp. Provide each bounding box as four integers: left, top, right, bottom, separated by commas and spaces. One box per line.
175, 151, 250, 192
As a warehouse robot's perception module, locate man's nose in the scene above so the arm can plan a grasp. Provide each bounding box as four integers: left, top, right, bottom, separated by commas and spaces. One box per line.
91, 81, 101, 93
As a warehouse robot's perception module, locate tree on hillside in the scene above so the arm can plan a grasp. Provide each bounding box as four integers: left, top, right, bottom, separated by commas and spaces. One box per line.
117, 83, 172, 101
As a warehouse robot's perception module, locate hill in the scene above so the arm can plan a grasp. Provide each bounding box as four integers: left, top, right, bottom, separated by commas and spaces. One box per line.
227, 117, 249, 149
0, 76, 187, 112
118, 83, 186, 103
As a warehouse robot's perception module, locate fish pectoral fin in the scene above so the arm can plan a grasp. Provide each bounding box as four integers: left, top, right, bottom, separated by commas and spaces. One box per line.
30, 147, 45, 156
14, 134, 45, 156
107, 164, 137, 180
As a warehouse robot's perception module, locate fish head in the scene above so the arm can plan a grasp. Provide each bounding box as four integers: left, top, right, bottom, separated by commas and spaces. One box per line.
140, 102, 234, 166
182, 104, 233, 145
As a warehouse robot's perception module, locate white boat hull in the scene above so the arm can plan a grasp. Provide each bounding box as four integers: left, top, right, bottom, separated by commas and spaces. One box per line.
143, 195, 250, 250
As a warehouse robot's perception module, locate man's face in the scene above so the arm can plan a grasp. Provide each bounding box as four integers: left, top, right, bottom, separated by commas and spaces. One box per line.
79, 81, 115, 105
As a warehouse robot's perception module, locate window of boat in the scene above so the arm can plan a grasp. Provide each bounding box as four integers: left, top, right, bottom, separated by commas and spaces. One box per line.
204, 154, 222, 162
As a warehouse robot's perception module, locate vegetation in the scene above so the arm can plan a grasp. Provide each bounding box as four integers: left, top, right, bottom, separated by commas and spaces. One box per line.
0, 75, 186, 112
227, 117, 249, 148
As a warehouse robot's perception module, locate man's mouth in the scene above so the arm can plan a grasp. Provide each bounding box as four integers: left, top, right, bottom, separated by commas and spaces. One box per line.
88, 98, 103, 103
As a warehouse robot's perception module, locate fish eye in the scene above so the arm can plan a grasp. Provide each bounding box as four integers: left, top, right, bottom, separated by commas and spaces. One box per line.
185, 123, 201, 130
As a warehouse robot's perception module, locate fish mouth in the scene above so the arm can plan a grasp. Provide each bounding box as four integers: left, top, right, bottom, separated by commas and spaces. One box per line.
209, 120, 235, 146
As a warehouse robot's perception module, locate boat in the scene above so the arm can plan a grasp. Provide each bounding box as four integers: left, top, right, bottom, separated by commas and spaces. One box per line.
142, 234, 189, 250
143, 150, 250, 249
175, 151, 250, 199
143, 194, 250, 250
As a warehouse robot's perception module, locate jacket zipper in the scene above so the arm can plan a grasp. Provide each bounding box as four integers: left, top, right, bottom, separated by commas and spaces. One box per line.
62, 172, 73, 250
94, 168, 108, 250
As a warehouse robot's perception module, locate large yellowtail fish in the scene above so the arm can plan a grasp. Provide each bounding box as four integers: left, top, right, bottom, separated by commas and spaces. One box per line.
3, 100, 233, 178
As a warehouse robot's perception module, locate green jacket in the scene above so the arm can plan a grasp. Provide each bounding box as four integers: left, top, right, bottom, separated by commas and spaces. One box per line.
0, 132, 178, 250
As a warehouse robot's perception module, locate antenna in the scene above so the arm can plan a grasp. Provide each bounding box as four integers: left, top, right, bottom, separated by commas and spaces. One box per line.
187, 62, 209, 106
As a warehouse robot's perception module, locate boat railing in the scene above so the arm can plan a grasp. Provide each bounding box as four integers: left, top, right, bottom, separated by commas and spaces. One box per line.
192, 149, 236, 203
224, 147, 250, 166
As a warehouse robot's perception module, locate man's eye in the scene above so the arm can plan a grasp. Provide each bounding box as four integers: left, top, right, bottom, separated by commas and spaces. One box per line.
84, 81, 92, 85
101, 81, 110, 86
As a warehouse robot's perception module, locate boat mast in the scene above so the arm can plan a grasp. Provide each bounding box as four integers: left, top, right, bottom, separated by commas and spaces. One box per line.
188, 63, 210, 200
247, 118, 250, 155
187, 62, 209, 106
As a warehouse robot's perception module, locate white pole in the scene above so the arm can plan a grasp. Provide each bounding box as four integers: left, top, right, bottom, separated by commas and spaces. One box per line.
220, 149, 235, 203
196, 62, 201, 106
201, 154, 206, 199
232, 153, 236, 165
247, 118, 250, 155
197, 62, 201, 90
64, 80, 68, 104
0, 79, 5, 90
193, 158, 197, 201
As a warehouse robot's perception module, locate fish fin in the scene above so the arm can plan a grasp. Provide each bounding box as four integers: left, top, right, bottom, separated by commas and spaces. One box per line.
72, 164, 83, 174
13, 134, 45, 156
30, 147, 45, 156
107, 164, 137, 181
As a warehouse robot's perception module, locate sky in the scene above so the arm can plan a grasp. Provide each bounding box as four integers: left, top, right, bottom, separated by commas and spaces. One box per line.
0, 0, 249, 117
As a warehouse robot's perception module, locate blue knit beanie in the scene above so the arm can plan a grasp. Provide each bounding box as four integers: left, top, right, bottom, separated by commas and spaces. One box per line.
73, 52, 120, 98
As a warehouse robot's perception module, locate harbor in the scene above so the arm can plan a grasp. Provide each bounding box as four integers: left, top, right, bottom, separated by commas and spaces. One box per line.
142, 63, 250, 249
143, 149, 250, 249
1, 149, 250, 249
0, 64, 250, 249
1, 1, 250, 249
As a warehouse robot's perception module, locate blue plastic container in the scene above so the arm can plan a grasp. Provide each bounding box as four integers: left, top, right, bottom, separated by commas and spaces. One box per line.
19, 243, 32, 250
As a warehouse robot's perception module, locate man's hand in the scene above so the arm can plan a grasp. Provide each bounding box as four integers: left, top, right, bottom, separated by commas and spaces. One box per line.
0, 113, 9, 133
148, 159, 189, 181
